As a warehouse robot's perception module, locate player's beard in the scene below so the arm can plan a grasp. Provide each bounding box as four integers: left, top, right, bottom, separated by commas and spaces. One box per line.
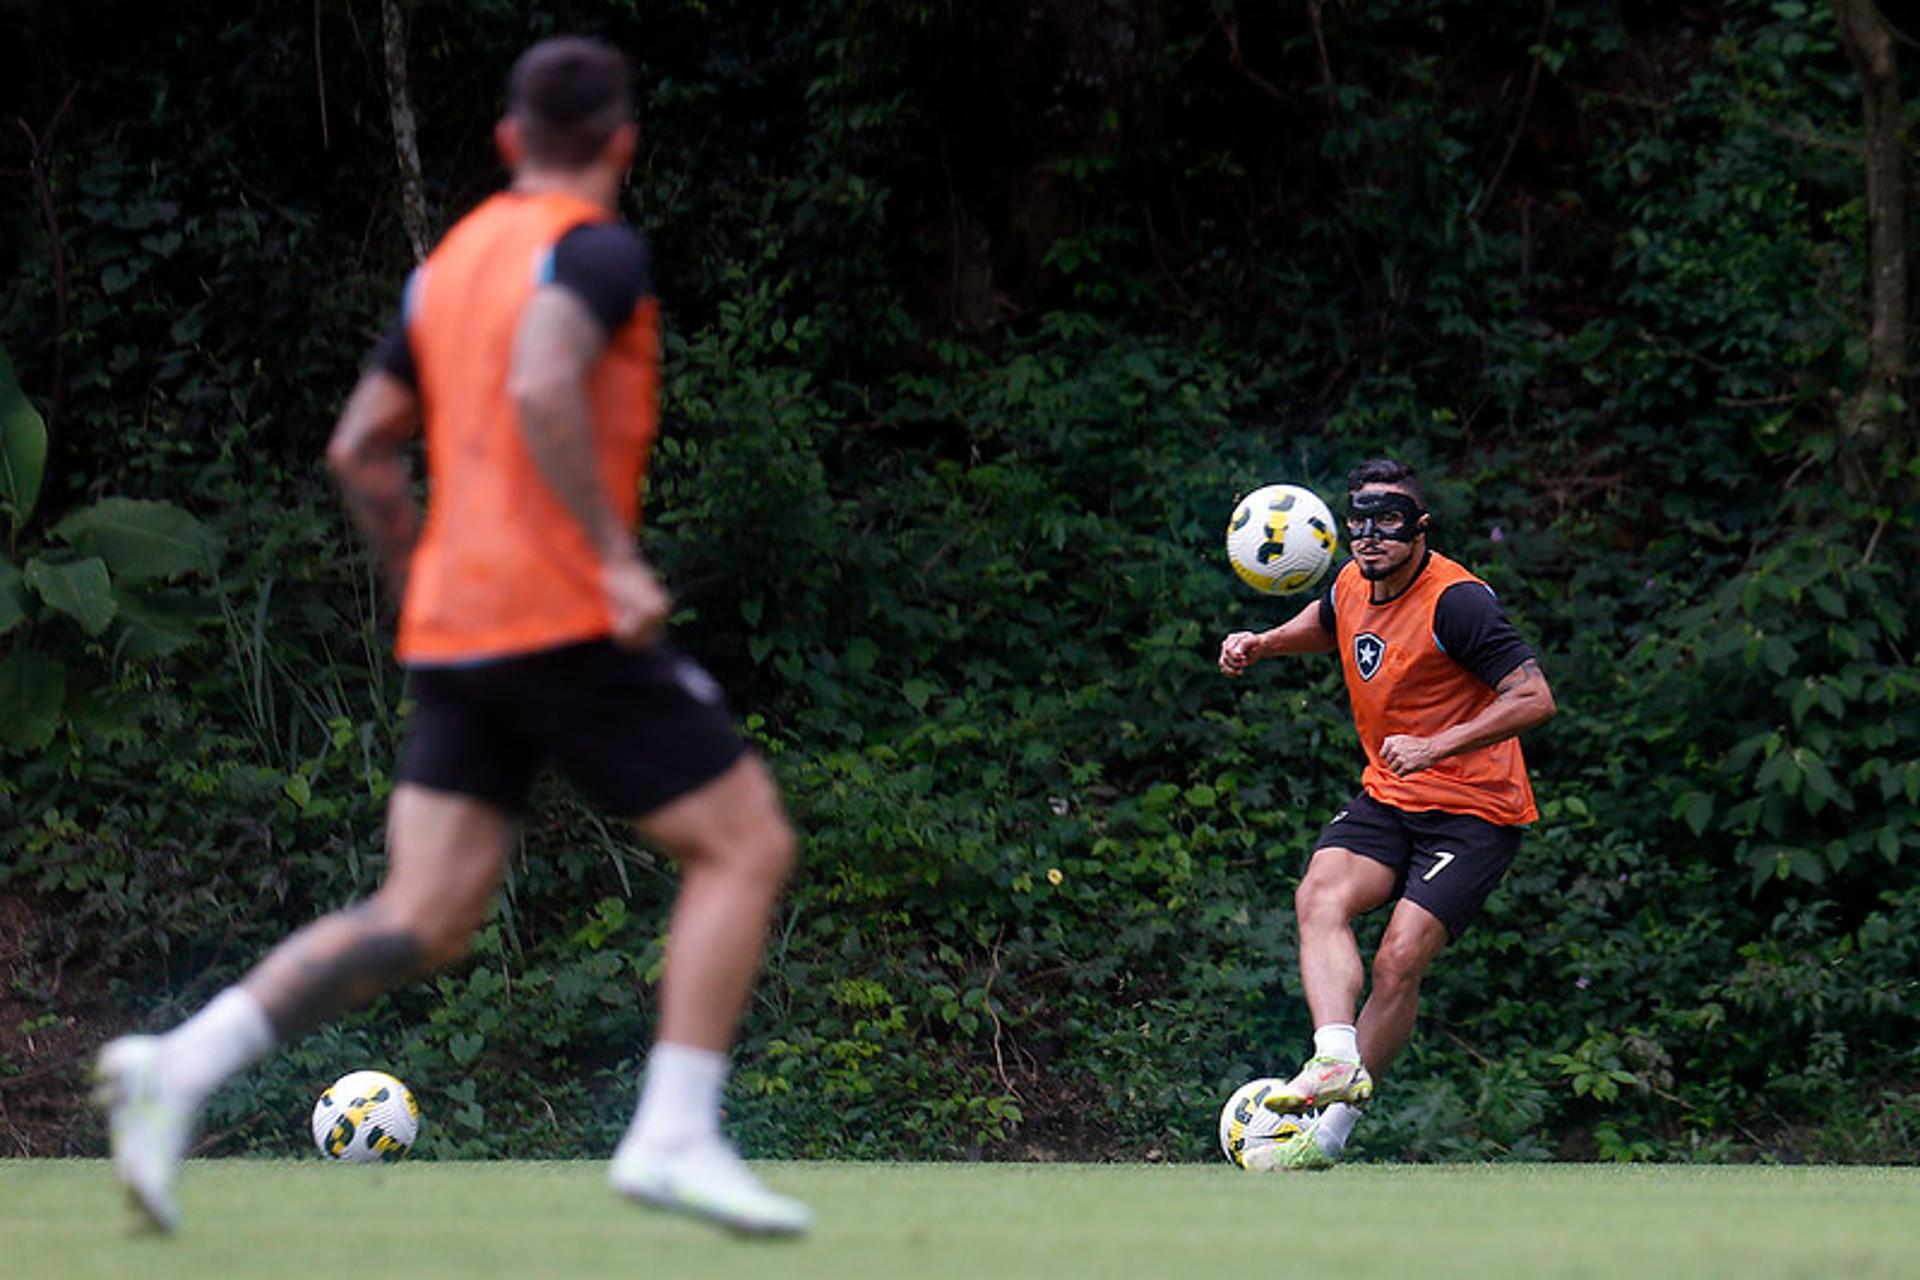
1353, 540, 1402, 580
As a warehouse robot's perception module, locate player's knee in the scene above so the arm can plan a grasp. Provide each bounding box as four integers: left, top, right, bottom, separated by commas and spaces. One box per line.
663, 808, 796, 886
1294, 875, 1348, 930
414, 921, 478, 971
367, 894, 480, 974
734, 812, 798, 885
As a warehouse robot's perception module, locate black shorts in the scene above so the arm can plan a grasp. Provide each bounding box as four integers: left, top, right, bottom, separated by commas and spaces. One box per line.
396, 639, 747, 818
1314, 790, 1523, 939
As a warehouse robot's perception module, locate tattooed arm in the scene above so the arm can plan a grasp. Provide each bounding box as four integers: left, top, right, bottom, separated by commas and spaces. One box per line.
508, 284, 669, 648
326, 369, 422, 602
1380, 658, 1557, 776
507, 286, 624, 557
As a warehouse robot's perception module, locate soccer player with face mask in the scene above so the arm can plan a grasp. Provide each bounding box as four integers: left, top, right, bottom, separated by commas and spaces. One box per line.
1217, 458, 1557, 1169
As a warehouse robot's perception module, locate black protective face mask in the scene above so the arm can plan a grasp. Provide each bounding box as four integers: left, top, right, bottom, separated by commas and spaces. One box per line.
1345, 490, 1426, 543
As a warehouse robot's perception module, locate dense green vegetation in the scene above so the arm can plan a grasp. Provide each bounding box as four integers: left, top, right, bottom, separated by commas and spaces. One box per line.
2, 0, 1916, 1164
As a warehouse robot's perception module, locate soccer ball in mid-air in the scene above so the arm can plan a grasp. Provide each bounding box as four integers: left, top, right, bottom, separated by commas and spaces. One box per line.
1218, 1077, 1309, 1171
311, 1069, 420, 1162
1225, 483, 1337, 595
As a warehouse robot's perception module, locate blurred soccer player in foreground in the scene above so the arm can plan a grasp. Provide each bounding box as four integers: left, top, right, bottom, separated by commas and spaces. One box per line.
95, 36, 809, 1236
1219, 459, 1556, 1169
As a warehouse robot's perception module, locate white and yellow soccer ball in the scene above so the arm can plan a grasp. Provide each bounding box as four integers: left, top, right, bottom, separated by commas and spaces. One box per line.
1225, 483, 1338, 595
1218, 1076, 1308, 1171
311, 1069, 420, 1162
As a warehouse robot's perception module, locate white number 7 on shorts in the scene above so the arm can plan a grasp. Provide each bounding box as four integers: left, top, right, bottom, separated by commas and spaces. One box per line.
1422, 849, 1456, 881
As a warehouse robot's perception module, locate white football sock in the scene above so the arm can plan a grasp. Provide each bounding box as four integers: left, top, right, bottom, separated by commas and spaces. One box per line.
621, 1042, 728, 1153
1313, 1022, 1360, 1061
1315, 1103, 1364, 1156
155, 987, 276, 1110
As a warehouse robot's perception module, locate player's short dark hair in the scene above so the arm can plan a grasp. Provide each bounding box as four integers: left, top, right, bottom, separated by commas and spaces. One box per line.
506, 37, 634, 169
1347, 458, 1427, 509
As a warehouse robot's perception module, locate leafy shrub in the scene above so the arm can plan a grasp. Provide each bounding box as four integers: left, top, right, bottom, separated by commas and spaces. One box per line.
3, 0, 1915, 1166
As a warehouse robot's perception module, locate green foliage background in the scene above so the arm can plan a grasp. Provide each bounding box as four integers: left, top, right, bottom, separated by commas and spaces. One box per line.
2, 0, 1916, 1163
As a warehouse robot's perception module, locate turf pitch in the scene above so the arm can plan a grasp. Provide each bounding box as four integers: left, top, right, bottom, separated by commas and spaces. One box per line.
3, 1160, 1917, 1279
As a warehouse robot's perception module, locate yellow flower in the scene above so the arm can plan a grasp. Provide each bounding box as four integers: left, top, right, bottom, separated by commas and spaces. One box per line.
1047, 867, 1064, 886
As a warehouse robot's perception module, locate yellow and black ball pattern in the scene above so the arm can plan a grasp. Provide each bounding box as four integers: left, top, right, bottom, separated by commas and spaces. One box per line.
1225, 483, 1337, 596
310, 1069, 420, 1162
1217, 1077, 1307, 1171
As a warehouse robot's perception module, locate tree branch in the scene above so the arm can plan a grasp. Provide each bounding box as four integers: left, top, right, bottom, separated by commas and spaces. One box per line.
1832, 0, 1910, 493
381, 0, 430, 261
314, 0, 331, 149
1471, 0, 1557, 223
1215, 5, 1287, 102
1304, 0, 1336, 92
13, 84, 79, 448
1868, 0, 1920, 49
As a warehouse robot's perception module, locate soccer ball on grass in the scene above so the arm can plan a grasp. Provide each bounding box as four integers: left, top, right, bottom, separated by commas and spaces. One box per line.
1218, 1077, 1308, 1172
311, 1069, 420, 1162
1225, 483, 1337, 595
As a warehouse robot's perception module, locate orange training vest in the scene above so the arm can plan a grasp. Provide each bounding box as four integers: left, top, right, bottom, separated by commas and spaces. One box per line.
1329, 551, 1537, 825
397, 191, 661, 663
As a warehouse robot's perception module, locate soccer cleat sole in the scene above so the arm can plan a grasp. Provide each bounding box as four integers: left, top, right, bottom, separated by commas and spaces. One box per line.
1262, 1059, 1375, 1112
618, 1182, 810, 1238
120, 1183, 179, 1235
1263, 1078, 1374, 1112
609, 1159, 812, 1239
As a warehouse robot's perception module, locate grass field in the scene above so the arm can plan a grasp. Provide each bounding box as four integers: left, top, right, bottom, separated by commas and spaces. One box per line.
3, 1160, 1918, 1279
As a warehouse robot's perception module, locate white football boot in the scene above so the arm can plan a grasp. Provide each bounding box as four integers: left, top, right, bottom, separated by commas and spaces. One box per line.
608, 1136, 812, 1237
93, 1036, 194, 1233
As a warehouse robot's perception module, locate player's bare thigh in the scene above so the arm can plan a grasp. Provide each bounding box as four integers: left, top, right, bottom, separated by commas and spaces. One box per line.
1297, 845, 1400, 922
